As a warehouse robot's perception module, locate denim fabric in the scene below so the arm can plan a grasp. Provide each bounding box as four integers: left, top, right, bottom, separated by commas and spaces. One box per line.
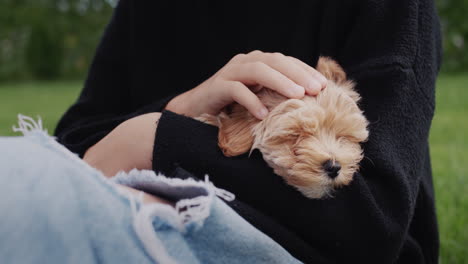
0, 116, 301, 264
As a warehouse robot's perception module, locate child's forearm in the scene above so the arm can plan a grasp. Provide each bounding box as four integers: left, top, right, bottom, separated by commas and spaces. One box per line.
83, 112, 162, 177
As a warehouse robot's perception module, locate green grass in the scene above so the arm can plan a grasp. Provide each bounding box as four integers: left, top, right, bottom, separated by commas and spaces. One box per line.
0, 81, 81, 136
0, 76, 467, 263
430, 75, 468, 264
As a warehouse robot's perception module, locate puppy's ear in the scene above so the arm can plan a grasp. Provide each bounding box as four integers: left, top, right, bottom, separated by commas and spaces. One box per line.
317, 56, 361, 103
316, 57, 347, 84
218, 104, 260, 157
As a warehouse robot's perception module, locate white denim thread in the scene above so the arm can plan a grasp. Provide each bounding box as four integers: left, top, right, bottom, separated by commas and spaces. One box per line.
13, 114, 235, 264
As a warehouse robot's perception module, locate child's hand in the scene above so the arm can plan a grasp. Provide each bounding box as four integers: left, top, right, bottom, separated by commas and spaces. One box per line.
165, 50, 327, 120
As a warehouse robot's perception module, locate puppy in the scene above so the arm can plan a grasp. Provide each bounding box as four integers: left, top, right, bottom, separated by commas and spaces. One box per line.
198, 57, 369, 199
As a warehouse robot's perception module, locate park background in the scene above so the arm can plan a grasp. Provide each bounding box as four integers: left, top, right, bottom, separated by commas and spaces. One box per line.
0, 0, 466, 263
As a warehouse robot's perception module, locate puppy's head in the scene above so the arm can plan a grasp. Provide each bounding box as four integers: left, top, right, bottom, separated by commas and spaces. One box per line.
217, 57, 368, 198
252, 86, 369, 198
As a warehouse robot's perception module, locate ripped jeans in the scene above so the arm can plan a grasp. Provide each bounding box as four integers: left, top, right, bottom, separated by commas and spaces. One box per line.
0, 116, 301, 264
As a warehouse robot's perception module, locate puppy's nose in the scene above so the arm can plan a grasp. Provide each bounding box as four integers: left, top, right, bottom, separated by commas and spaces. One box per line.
322, 160, 341, 179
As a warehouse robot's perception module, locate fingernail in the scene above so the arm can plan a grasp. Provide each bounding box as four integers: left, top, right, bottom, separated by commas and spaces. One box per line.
257, 107, 269, 119
307, 80, 321, 94
290, 85, 305, 97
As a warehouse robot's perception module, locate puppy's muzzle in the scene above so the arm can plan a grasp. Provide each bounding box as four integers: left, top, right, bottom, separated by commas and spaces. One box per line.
322, 160, 341, 179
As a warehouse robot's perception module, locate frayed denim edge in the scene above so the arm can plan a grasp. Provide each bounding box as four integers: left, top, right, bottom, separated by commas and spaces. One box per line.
12, 114, 235, 264
113, 169, 236, 264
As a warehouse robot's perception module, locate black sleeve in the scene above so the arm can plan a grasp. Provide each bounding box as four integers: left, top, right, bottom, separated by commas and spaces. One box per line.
54, 0, 178, 157
152, 0, 441, 262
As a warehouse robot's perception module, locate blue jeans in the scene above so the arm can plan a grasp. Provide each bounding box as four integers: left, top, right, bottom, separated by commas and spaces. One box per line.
0, 116, 301, 264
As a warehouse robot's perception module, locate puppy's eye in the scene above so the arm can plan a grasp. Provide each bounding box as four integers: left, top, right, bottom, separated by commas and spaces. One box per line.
292, 133, 304, 143
339, 130, 368, 143
284, 132, 300, 142
293, 148, 299, 156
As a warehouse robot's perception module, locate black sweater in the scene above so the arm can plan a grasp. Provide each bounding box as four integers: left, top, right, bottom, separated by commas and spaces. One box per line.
55, 1, 442, 263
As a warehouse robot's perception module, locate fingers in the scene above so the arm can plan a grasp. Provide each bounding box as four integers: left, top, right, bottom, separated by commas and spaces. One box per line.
227, 61, 305, 99
250, 52, 326, 95
175, 51, 329, 121
230, 51, 327, 97
225, 81, 269, 119
287, 56, 328, 94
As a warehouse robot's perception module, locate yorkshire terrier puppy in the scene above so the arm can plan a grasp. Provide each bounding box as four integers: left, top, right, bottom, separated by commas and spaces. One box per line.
198, 57, 369, 199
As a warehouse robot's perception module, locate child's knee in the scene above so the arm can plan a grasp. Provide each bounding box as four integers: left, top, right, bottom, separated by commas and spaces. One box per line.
0, 136, 80, 201
0, 137, 84, 229
0, 136, 56, 180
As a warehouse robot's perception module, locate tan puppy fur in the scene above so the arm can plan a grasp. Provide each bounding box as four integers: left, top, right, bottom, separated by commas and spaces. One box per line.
198, 57, 369, 199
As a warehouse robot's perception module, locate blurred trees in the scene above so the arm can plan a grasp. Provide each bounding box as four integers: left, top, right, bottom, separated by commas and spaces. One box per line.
437, 0, 468, 72
26, 22, 64, 79
0, 0, 466, 81
0, 0, 115, 81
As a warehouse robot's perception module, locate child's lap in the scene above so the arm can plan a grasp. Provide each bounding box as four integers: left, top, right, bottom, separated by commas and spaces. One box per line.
0, 135, 154, 263
0, 133, 300, 264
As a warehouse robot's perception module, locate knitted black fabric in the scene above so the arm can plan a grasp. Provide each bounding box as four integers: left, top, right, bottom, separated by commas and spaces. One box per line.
55, 1, 442, 263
